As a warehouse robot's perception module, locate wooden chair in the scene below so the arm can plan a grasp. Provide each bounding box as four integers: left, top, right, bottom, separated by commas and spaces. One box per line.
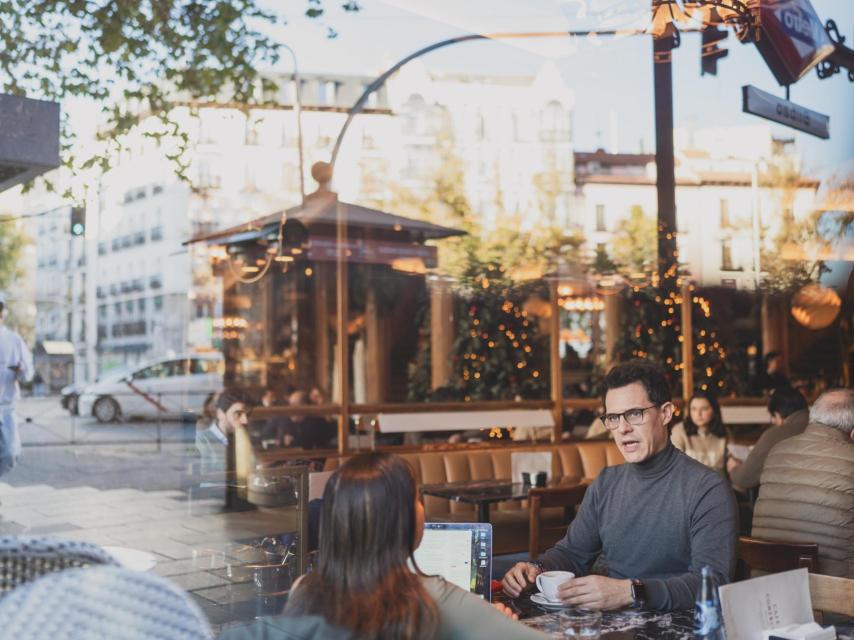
736, 536, 818, 580
809, 573, 854, 617
528, 483, 588, 560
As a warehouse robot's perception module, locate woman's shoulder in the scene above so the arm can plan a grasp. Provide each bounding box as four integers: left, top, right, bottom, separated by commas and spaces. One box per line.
670, 422, 688, 438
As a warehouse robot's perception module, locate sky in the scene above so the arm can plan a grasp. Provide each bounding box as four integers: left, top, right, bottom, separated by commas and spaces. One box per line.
267, 0, 854, 175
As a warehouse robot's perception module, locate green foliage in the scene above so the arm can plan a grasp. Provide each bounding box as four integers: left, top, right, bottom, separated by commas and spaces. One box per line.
0, 1, 351, 193
0, 222, 30, 336
610, 205, 657, 275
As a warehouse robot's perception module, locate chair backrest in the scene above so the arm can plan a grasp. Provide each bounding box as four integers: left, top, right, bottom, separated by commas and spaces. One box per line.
809, 573, 854, 617
0, 566, 213, 639
737, 536, 818, 578
0, 536, 118, 594
528, 483, 588, 560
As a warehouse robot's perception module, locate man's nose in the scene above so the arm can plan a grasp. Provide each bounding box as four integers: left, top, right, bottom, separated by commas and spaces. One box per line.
616, 417, 634, 434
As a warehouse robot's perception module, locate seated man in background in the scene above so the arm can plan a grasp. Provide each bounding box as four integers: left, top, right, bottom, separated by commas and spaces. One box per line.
502, 360, 737, 611
752, 388, 854, 578
728, 386, 809, 492
196, 389, 250, 473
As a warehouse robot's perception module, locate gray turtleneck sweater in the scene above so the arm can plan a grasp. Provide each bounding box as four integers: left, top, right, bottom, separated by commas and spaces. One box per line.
540, 443, 737, 610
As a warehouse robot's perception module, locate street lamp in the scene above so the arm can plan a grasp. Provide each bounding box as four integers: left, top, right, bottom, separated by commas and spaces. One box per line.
281, 43, 306, 204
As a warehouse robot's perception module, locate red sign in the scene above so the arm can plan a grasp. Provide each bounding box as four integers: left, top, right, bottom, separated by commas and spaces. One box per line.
753, 0, 834, 85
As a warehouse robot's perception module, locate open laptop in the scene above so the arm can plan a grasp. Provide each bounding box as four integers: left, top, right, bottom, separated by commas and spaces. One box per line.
413, 522, 493, 601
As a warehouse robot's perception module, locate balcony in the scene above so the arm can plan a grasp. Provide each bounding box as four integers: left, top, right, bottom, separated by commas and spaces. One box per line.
120, 281, 132, 294
133, 231, 146, 246
149, 276, 162, 290
121, 235, 132, 249
150, 226, 163, 242
98, 242, 107, 256
96, 287, 105, 299
132, 279, 145, 292
109, 284, 118, 296
111, 238, 121, 251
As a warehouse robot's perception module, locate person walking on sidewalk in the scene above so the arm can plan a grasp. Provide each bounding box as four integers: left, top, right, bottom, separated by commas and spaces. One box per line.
0, 294, 34, 478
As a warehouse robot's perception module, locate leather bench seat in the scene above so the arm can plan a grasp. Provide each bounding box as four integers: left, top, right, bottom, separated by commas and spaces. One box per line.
325, 440, 622, 555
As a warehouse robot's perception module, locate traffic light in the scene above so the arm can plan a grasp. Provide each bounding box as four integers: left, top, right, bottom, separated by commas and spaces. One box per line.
70, 206, 86, 236
701, 26, 729, 76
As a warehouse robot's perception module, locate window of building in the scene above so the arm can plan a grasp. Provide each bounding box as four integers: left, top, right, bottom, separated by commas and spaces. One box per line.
114, 302, 122, 315
154, 296, 163, 311
539, 100, 570, 143
719, 199, 731, 228
721, 239, 734, 271
138, 298, 146, 312
595, 205, 606, 232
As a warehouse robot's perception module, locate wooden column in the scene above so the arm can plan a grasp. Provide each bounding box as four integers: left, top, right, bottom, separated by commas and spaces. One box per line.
365, 287, 387, 403
603, 294, 621, 368
549, 281, 563, 443
761, 296, 789, 371
680, 282, 694, 404
335, 199, 349, 455
313, 262, 330, 394
430, 277, 454, 389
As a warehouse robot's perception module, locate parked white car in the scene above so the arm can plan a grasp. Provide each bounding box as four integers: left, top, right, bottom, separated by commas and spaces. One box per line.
78, 354, 223, 423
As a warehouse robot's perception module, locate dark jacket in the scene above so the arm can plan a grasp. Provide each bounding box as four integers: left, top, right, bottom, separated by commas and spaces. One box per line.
218, 614, 352, 640
729, 409, 809, 491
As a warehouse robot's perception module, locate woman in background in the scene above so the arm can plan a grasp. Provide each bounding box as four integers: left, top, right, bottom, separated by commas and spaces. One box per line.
284, 452, 549, 640
670, 392, 729, 473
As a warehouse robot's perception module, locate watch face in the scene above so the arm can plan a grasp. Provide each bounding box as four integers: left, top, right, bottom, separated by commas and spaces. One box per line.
632, 581, 646, 602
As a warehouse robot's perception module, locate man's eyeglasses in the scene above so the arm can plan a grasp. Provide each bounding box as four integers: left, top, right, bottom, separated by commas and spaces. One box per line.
599, 405, 660, 431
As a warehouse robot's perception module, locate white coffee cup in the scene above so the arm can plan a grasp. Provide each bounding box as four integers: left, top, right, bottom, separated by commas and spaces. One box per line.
536, 570, 574, 602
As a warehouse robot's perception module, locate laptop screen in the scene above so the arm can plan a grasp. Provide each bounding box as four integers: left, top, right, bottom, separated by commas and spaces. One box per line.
413, 522, 492, 601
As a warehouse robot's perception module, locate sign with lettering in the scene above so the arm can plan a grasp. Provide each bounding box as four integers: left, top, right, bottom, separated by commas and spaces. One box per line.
752, 0, 835, 85
742, 85, 829, 139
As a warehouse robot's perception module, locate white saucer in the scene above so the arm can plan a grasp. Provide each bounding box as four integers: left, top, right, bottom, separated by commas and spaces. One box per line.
530, 592, 565, 610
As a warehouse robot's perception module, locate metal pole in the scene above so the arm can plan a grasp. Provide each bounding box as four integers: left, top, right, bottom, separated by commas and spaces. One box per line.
282, 43, 306, 204
653, 33, 678, 291
335, 199, 349, 456
751, 162, 762, 289
548, 281, 563, 443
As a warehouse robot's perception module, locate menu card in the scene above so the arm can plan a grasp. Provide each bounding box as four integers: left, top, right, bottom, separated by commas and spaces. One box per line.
719, 568, 814, 640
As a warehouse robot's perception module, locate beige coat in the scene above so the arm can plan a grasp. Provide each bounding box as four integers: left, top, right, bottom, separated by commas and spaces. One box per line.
670, 422, 727, 472
752, 423, 854, 578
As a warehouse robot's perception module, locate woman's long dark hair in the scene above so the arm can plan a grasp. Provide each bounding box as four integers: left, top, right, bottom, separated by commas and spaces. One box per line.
684, 392, 726, 438
285, 452, 438, 639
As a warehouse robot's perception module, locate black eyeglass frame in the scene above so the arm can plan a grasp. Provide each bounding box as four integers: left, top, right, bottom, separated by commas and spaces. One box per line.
599, 404, 663, 431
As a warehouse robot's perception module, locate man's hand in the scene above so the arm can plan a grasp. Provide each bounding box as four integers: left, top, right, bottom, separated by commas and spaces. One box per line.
501, 562, 541, 598
492, 602, 519, 621
726, 456, 742, 473
556, 576, 633, 610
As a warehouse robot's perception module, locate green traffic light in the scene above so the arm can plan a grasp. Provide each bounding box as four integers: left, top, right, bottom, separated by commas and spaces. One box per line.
71, 223, 84, 236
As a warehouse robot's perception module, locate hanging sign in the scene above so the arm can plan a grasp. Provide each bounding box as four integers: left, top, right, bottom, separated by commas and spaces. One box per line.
742, 85, 829, 139
752, 0, 835, 86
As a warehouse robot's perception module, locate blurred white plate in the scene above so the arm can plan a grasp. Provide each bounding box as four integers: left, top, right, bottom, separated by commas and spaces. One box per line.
102, 546, 158, 572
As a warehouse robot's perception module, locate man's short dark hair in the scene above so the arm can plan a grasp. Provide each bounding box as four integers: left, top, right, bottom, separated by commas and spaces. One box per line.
768, 386, 808, 419
602, 359, 671, 405
217, 389, 248, 413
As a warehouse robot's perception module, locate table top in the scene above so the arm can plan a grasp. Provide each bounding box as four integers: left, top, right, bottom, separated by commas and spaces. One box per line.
502, 591, 854, 639
420, 478, 583, 505
421, 480, 532, 504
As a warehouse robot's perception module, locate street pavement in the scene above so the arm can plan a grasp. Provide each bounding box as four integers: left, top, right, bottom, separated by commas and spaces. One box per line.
1, 396, 302, 630
5, 395, 196, 491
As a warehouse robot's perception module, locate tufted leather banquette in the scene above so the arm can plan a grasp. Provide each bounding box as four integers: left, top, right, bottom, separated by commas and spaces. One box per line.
324, 440, 622, 554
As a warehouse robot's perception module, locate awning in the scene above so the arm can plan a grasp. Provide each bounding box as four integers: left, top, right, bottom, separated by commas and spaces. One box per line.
185, 191, 465, 247
36, 340, 75, 356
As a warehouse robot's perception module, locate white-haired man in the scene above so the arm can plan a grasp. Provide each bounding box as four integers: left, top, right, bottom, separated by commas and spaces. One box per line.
0, 294, 34, 478
752, 388, 854, 578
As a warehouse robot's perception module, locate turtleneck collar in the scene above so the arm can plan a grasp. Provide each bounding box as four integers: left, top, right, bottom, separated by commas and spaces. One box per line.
630, 441, 679, 479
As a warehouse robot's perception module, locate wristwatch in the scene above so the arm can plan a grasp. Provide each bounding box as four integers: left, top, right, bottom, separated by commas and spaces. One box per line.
630, 579, 647, 607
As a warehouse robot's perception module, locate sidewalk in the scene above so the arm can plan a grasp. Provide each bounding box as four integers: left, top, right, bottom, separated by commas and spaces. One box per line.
0, 478, 302, 629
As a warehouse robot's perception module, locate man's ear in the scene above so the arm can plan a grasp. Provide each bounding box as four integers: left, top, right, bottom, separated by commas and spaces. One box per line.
660, 401, 675, 425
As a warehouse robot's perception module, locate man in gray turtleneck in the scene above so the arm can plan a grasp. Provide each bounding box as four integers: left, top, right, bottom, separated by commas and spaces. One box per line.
503, 360, 737, 611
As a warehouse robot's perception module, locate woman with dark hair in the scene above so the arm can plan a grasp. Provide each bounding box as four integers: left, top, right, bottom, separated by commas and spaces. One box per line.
670, 392, 729, 473
284, 452, 549, 640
